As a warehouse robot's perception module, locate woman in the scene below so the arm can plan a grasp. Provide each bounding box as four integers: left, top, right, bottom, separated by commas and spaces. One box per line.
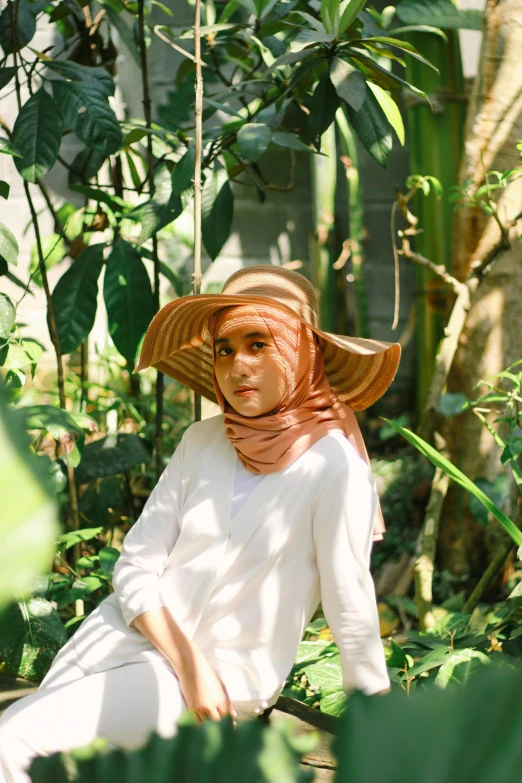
0, 265, 401, 782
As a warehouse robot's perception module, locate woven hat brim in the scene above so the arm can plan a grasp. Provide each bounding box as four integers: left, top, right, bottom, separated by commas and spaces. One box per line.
134, 294, 401, 411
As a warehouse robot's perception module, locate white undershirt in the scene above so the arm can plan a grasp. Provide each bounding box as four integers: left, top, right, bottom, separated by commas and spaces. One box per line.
231, 457, 264, 520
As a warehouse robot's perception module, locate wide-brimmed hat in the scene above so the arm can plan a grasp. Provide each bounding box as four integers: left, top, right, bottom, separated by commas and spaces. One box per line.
134, 265, 401, 410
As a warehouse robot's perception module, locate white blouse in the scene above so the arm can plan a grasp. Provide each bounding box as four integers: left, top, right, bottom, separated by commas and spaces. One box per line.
71, 414, 390, 714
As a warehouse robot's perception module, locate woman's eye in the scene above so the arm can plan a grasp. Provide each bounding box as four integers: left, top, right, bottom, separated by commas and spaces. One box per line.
252, 341, 266, 350
218, 347, 232, 356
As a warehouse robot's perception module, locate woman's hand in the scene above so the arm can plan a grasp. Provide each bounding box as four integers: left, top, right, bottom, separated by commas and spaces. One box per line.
177, 648, 238, 725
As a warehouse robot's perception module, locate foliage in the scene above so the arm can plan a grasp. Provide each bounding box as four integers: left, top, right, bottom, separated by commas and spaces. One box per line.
30, 710, 318, 783
0, 381, 59, 610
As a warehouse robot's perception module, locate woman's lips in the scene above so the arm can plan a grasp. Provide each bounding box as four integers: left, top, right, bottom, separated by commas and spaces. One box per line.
235, 388, 257, 397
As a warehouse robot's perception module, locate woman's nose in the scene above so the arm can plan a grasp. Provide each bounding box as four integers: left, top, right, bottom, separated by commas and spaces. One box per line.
230, 352, 251, 379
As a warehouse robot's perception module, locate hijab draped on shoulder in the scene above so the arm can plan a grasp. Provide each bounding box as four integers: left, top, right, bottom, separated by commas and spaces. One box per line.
210, 304, 385, 542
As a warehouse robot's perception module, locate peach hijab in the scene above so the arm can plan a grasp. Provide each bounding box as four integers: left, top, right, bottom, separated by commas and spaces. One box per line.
210, 303, 385, 542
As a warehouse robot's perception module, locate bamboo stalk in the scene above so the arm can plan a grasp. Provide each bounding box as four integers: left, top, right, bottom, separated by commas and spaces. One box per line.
335, 107, 371, 338
193, 0, 203, 423
403, 26, 467, 420
138, 0, 163, 476
310, 123, 339, 332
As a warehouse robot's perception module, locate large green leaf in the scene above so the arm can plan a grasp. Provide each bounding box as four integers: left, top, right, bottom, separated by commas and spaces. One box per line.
0, 222, 19, 266
434, 648, 491, 688
51, 243, 105, 355
0, 0, 45, 54
46, 60, 115, 96
367, 81, 405, 145
103, 239, 154, 363
0, 386, 59, 609
52, 80, 122, 156
302, 654, 343, 691
382, 417, 522, 546
0, 597, 67, 681
335, 663, 522, 783
330, 57, 366, 111
74, 433, 153, 483
345, 87, 393, 168
11, 88, 63, 182
126, 163, 183, 243
201, 164, 234, 261
308, 71, 341, 147
395, 0, 484, 31
0, 293, 16, 340
237, 122, 272, 162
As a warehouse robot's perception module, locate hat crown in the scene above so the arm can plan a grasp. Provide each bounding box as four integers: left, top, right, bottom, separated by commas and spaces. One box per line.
221, 265, 319, 328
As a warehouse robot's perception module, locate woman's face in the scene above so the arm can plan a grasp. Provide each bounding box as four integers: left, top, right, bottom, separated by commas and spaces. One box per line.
213, 306, 287, 416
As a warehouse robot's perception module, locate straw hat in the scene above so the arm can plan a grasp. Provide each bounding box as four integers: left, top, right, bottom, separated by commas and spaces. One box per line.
135, 265, 401, 410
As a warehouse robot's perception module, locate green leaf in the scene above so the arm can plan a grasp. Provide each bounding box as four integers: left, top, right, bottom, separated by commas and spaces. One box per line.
335, 663, 522, 781
171, 141, 195, 195
0, 66, 18, 90
309, 71, 341, 147
99, 546, 120, 576
434, 648, 491, 688
12, 88, 63, 182
348, 51, 431, 107
0, 180, 9, 199
406, 646, 452, 678
438, 391, 469, 417
56, 527, 104, 551
338, 0, 366, 34
74, 433, 153, 483
330, 57, 367, 111
51, 243, 105, 355
395, 0, 484, 31
103, 239, 154, 363
46, 60, 115, 97
237, 122, 272, 162
320, 687, 347, 716
0, 0, 43, 54
68, 185, 126, 213
0, 387, 59, 609
345, 86, 393, 168
0, 137, 23, 158
0, 293, 16, 340
22, 404, 86, 468
289, 29, 335, 52
367, 81, 405, 145
271, 131, 315, 153
358, 36, 439, 72
381, 417, 522, 547
302, 654, 343, 691
201, 164, 234, 261
0, 598, 67, 681
68, 148, 107, 185
0, 223, 19, 266
294, 639, 335, 665
52, 80, 122, 156
386, 639, 408, 669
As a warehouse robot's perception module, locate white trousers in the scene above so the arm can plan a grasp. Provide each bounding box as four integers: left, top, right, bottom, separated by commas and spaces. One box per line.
0, 640, 252, 783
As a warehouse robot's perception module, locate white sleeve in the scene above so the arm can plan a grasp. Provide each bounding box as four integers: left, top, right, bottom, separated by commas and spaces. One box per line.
312, 447, 390, 696
112, 429, 188, 627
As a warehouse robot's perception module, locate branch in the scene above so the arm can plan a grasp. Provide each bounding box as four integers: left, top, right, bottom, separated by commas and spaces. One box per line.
193, 0, 203, 423
138, 0, 163, 478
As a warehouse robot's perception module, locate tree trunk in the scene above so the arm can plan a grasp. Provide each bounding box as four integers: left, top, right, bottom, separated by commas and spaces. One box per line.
438, 0, 522, 581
